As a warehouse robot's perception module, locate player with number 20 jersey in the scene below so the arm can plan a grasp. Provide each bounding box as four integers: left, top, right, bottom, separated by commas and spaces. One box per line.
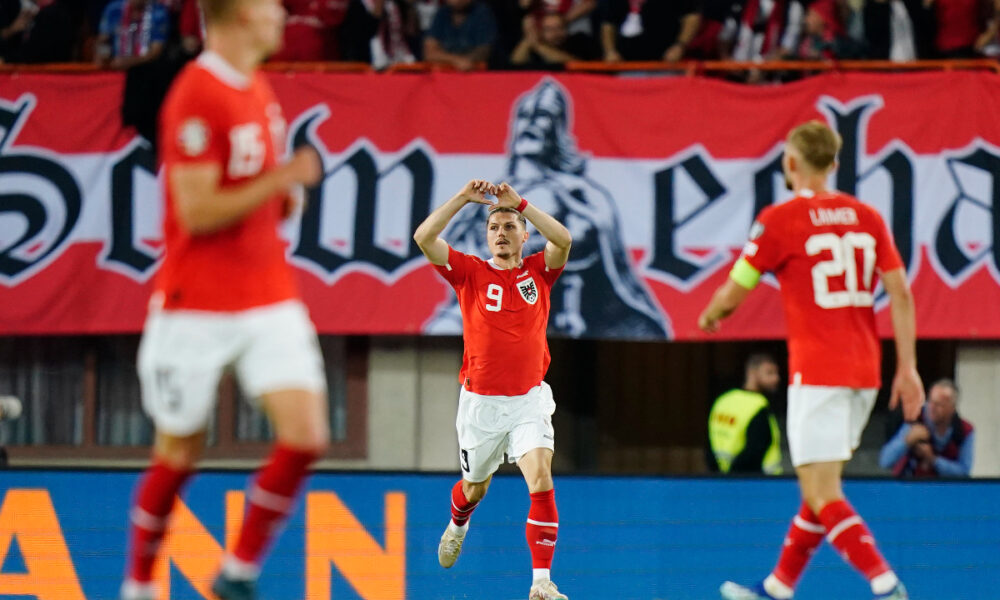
700, 121, 924, 600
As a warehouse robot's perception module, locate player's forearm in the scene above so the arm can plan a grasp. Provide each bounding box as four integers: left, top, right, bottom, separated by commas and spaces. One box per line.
413, 194, 467, 249
705, 279, 749, 322
889, 284, 917, 370
176, 167, 295, 235
522, 202, 571, 250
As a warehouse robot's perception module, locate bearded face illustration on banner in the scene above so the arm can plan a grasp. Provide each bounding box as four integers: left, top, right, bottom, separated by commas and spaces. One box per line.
424, 80, 671, 339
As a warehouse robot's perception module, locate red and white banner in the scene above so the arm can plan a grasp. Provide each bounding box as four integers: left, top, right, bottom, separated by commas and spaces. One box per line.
2, 71, 1000, 339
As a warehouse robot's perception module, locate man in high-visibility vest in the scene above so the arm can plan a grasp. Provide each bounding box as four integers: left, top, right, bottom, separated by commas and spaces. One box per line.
708, 354, 783, 475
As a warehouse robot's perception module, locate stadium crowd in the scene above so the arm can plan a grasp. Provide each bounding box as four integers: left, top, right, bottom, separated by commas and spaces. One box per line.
0, 0, 996, 71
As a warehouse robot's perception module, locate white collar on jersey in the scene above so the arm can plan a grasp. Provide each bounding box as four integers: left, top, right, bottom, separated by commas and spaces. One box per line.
196, 51, 251, 90
487, 258, 523, 270
798, 188, 816, 197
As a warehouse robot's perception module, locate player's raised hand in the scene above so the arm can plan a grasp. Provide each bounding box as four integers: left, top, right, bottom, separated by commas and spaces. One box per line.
494, 182, 523, 209
889, 365, 925, 422
287, 146, 323, 187
459, 179, 496, 204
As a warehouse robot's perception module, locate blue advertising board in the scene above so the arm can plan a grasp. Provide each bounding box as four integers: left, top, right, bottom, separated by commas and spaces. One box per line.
0, 471, 996, 599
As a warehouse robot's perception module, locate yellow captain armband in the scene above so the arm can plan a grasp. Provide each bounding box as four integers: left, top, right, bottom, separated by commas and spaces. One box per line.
729, 257, 762, 290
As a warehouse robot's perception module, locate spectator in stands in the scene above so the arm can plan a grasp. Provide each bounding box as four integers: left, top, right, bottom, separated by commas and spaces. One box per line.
977, 0, 1000, 55
933, 0, 991, 57
270, 0, 349, 61
95, 0, 169, 70
879, 379, 975, 477
707, 354, 784, 475
1, 0, 36, 61
686, 0, 744, 60
341, 0, 418, 68
176, 0, 204, 55
520, 0, 596, 34
424, 0, 497, 70
600, 0, 701, 62
510, 10, 598, 67
732, 0, 805, 63
1, 0, 80, 63
796, 0, 847, 58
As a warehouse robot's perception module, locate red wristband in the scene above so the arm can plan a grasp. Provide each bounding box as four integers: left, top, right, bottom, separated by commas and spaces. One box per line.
516, 198, 528, 213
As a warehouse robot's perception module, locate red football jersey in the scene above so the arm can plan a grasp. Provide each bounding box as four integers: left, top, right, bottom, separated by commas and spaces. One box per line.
434, 246, 563, 396
741, 190, 904, 388
156, 51, 297, 312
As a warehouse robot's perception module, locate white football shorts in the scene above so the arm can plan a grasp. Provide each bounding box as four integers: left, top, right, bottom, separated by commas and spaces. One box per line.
786, 383, 878, 467
137, 299, 327, 436
455, 382, 556, 482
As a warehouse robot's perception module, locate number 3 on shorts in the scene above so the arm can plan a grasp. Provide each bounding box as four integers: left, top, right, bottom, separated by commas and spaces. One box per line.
461, 449, 471, 472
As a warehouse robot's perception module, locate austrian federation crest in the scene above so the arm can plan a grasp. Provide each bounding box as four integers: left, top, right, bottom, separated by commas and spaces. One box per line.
517, 277, 538, 305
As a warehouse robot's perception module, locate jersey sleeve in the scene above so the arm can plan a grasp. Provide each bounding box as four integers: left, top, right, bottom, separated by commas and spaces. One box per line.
432, 245, 474, 287
871, 208, 905, 273
526, 252, 564, 287
740, 205, 785, 276
160, 76, 227, 168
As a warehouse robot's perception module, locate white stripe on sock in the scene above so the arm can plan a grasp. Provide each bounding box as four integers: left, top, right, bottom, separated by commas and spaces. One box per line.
130, 507, 167, 532
793, 515, 826, 534
526, 518, 559, 528
249, 485, 294, 514
451, 501, 477, 514
826, 515, 863, 543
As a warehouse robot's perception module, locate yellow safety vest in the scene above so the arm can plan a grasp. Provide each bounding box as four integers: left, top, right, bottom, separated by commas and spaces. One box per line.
708, 389, 783, 475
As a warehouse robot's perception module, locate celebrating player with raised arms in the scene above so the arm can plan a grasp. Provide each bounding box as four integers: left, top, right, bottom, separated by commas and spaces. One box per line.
414, 180, 573, 600
120, 1, 328, 600
699, 121, 924, 600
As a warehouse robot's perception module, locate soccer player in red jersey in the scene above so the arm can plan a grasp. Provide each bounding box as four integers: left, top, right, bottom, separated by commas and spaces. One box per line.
699, 121, 925, 600
414, 180, 573, 600
120, 2, 327, 600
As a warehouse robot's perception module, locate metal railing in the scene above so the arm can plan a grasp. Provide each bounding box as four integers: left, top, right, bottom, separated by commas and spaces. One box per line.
1, 58, 997, 75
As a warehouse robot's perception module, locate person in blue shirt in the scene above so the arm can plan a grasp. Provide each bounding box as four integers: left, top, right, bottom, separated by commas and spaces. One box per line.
880, 379, 975, 477
423, 0, 497, 70
96, 0, 169, 69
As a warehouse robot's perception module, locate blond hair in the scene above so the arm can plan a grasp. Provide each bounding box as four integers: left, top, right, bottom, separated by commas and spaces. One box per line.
199, 0, 240, 23
786, 121, 842, 172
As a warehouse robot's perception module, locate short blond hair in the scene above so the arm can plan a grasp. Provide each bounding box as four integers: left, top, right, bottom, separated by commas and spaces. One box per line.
200, 0, 240, 23
786, 121, 842, 172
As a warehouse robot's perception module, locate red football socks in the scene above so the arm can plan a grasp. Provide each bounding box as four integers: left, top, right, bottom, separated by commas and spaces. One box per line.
526, 489, 559, 571
818, 499, 892, 581
127, 460, 194, 583
772, 502, 826, 588
450, 480, 480, 527
232, 444, 318, 566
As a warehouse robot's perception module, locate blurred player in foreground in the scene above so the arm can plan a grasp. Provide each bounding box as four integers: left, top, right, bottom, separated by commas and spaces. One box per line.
414, 180, 573, 600
699, 121, 924, 600
120, 1, 327, 599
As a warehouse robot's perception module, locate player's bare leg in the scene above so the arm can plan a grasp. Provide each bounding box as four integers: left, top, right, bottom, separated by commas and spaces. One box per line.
721, 461, 906, 600
439, 476, 491, 568
798, 462, 907, 599
213, 388, 329, 600
518, 448, 567, 600
121, 431, 206, 600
